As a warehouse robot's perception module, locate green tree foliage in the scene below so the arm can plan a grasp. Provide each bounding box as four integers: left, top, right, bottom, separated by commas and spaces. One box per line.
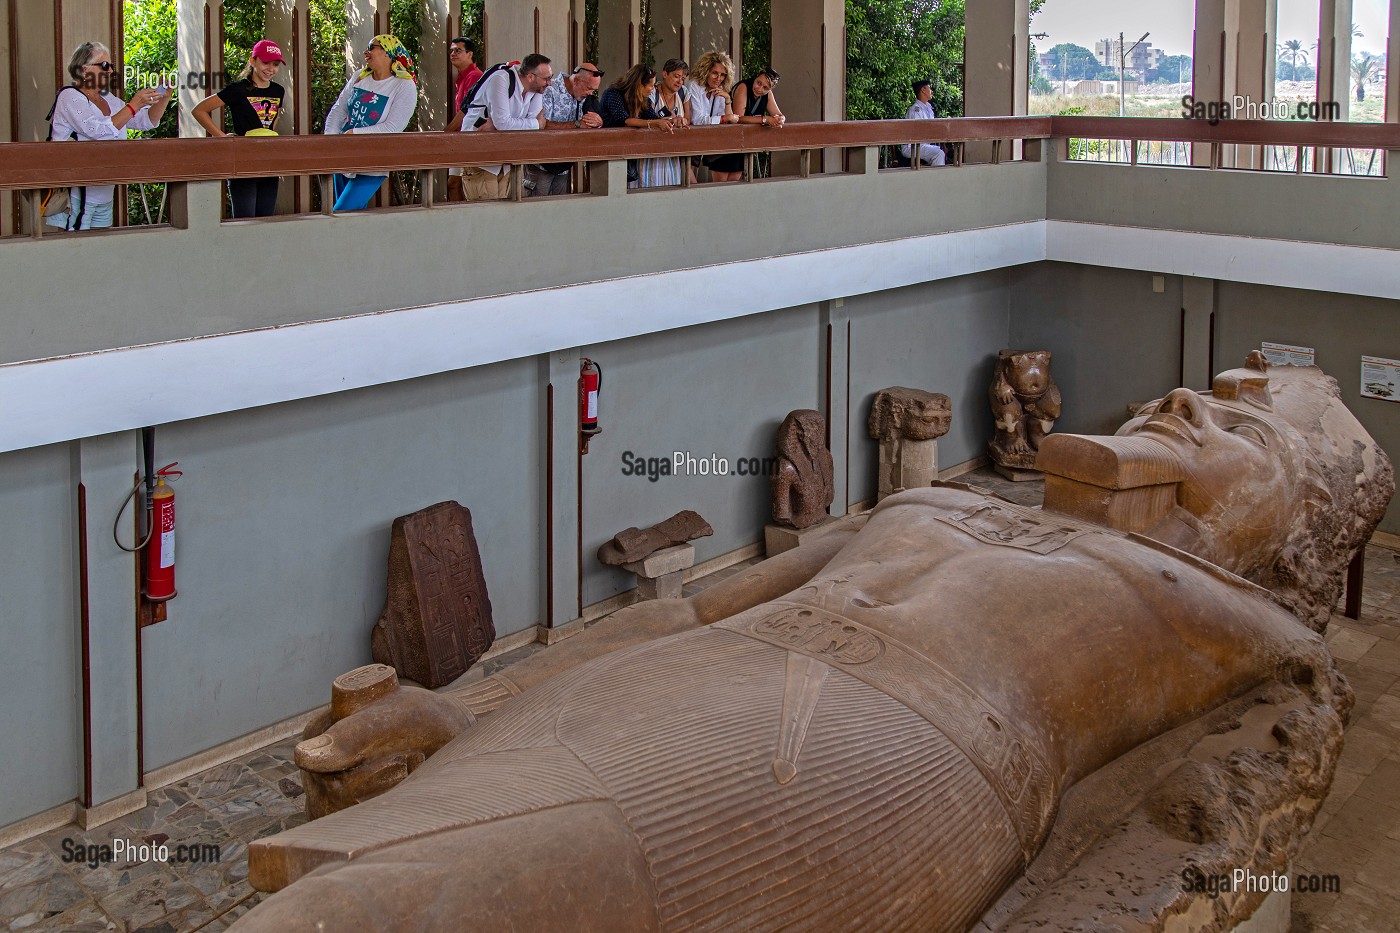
1041, 43, 1099, 82
1352, 52, 1380, 101
846, 0, 965, 120
742, 0, 771, 78
121, 0, 177, 224
1153, 54, 1191, 84
222, 2, 267, 77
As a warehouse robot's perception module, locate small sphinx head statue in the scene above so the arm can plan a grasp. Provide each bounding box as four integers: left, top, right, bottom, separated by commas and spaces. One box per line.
1040, 354, 1394, 630
868, 387, 953, 443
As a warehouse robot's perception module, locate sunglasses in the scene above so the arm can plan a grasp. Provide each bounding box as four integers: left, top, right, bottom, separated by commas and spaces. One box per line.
574, 67, 604, 78
89, 60, 115, 71
367, 44, 384, 53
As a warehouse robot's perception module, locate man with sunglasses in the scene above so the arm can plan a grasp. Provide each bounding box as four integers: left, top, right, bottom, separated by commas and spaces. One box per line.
452, 53, 553, 201
525, 63, 605, 197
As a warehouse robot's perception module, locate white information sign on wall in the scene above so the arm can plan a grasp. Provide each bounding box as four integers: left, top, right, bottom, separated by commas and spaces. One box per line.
1260, 342, 1315, 367
1360, 356, 1400, 402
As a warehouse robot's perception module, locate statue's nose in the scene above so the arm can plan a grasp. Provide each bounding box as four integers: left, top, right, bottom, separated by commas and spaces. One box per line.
1156, 388, 1205, 425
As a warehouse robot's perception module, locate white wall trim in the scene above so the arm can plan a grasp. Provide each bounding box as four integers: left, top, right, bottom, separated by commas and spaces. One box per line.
4, 219, 1398, 454
0, 223, 1045, 454
1045, 220, 1400, 300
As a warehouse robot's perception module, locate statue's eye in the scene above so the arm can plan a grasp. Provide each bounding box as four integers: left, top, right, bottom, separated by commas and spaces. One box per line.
1228, 424, 1268, 446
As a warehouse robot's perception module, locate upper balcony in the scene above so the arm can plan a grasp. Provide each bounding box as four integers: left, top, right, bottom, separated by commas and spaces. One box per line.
1, 115, 1397, 455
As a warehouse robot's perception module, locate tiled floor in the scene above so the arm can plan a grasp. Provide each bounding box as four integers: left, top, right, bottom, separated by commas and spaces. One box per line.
1, 469, 1397, 931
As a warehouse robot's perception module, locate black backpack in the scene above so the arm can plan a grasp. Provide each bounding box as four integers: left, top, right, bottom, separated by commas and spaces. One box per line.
459, 62, 518, 128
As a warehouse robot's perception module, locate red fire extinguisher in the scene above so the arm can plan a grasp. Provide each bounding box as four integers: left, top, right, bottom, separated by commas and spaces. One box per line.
144, 463, 182, 601
579, 358, 602, 454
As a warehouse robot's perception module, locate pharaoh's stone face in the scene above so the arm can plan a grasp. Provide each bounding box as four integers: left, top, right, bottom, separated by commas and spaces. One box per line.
1119, 386, 1294, 568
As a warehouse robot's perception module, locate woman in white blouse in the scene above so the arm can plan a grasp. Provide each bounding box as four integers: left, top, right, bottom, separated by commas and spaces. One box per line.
47, 42, 171, 230
684, 51, 741, 182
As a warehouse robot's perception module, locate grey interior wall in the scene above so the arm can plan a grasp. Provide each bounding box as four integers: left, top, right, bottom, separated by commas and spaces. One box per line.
1008, 262, 1185, 436
1048, 161, 1400, 250
846, 273, 1013, 505
140, 359, 542, 770
0, 443, 80, 827
0, 163, 1048, 365
1214, 283, 1400, 534
580, 307, 823, 607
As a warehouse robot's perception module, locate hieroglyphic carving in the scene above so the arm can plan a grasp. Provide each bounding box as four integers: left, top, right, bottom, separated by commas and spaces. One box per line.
372, 501, 495, 689
937, 500, 1110, 554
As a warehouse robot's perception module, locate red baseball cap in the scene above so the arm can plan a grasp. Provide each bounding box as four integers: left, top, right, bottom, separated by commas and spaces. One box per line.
252, 40, 284, 64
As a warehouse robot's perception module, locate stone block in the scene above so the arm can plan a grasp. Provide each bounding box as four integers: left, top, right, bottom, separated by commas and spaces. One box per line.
623, 544, 695, 578
765, 516, 842, 557
636, 571, 684, 600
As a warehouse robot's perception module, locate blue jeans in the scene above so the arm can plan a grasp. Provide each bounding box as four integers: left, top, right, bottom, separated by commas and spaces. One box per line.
333, 174, 386, 212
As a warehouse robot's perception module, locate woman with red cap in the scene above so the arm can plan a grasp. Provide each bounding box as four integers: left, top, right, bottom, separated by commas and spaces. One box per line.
193, 40, 287, 218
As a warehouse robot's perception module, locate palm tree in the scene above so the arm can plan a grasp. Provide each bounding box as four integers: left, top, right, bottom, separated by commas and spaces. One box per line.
1278, 38, 1308, 81
1352, 52, 1379, 101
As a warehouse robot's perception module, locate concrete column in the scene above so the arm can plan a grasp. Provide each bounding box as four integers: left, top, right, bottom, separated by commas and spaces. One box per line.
1387, 0, 1399, 124
266, 0, 312, 212
821, 299, 851, 516
543, 351, 583, 629
1229, 0, 1276, 168
74, 431, 143, 823
769, 0, 843, 173
964, 0, 1029, 162
691, 0, 740, 77
1, 0, 13, 236
597, 0, 640, 78
649, 0, 691, 63
420, 0, 451, 132
485, 0, 570, 60
9, 1, 59, 233
1191, 0, 1276, 167
1318, 0, 1354, 173
177, 0, 222, 138
1181, 277, 1217, 390
346, 0, 389, 82
1317, 0, 1353, 120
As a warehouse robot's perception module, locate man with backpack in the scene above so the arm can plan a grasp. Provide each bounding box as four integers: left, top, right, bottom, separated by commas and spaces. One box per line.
451, 53, 553, 201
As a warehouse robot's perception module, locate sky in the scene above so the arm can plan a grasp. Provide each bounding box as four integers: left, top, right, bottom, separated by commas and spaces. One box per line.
1031, 0, 1391, 59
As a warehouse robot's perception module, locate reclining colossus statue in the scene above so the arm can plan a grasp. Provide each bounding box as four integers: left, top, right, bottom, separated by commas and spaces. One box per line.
234, 357, 1392, 932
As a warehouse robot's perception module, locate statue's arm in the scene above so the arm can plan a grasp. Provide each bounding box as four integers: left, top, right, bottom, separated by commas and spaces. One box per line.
296, 516, 866, 810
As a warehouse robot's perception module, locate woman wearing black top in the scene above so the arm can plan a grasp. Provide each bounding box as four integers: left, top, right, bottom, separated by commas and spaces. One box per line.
193, 40, 287, 218
599, 65, 679, 188
706, 67, 784, 177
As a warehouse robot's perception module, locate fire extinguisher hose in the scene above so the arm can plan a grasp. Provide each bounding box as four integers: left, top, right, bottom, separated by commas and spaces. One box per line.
112, 480, 154, 553
113, 463, 181, 553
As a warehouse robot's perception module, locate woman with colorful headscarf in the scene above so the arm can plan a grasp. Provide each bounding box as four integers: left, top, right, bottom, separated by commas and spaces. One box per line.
323, 34, 419, 211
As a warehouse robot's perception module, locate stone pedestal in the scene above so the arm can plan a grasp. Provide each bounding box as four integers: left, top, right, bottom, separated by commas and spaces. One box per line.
994, 463, 1042, 482
765, 516, 842, 557
623, 544, 694, 600
877, 437, 938, 502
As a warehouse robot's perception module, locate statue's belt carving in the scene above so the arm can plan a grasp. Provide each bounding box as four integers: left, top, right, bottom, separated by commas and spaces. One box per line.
935, 499, 1117, 554
718, 602, 1057, 860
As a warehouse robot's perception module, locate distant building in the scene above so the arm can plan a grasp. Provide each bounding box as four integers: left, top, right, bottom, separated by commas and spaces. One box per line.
1095, 38, 1165, 79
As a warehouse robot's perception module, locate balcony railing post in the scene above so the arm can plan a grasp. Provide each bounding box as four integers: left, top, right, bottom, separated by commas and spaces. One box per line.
419, 170, 436, 207
317, 176, 336, 216
586, 159, 629, 197
169, 180, 221, 230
